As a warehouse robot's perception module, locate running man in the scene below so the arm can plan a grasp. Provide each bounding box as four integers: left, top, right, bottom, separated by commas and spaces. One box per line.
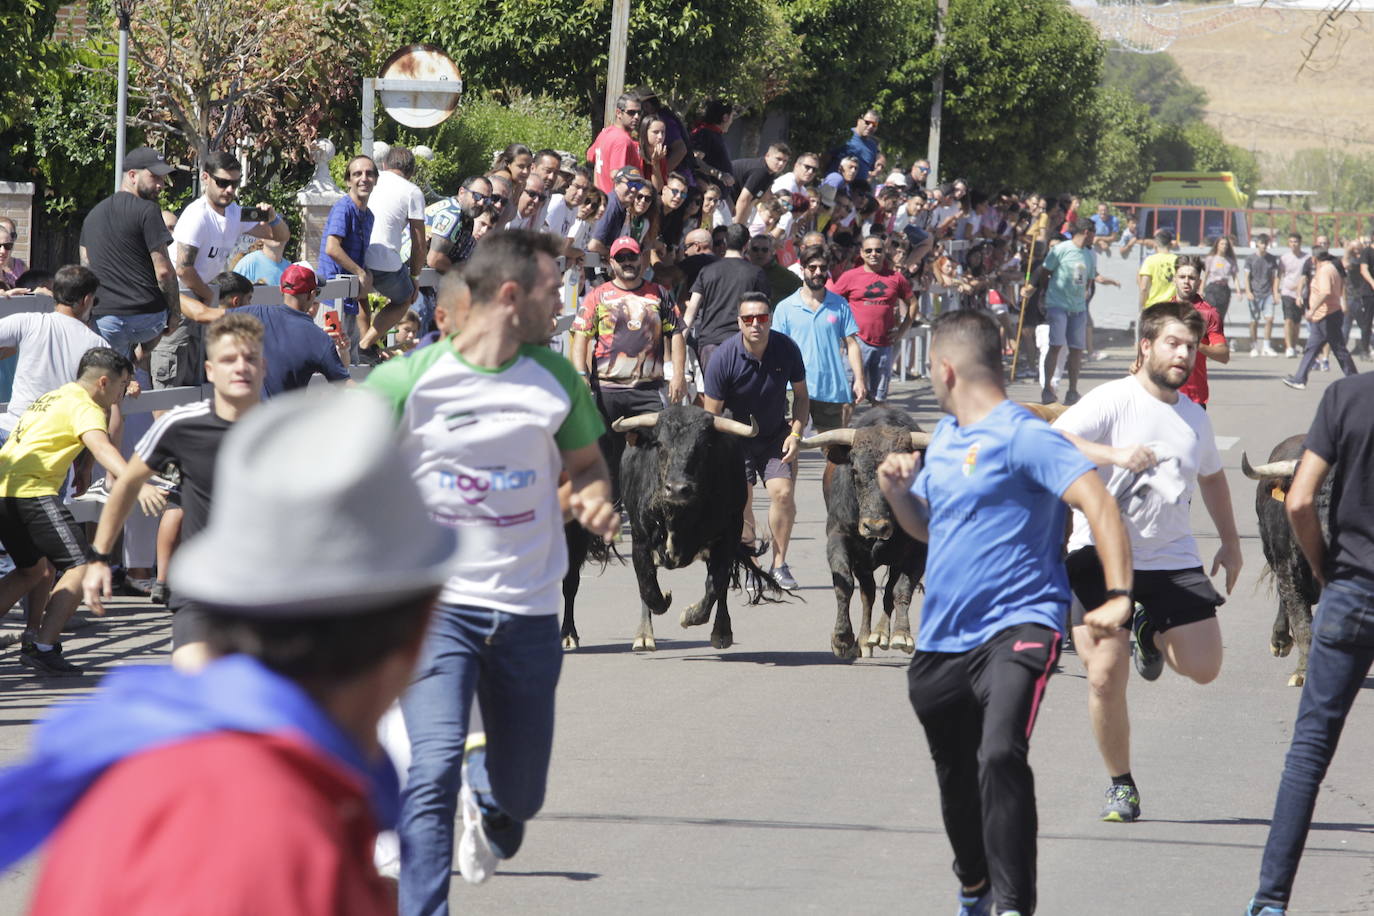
878, 310, 1131, 916
1246, 369, 1374, 916
82, 313, 266, 671
365, 231, 617, 914
1053, 301, 1243, 823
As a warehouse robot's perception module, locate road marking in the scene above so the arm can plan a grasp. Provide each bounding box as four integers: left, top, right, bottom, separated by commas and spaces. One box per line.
1216, 436, 1239, 451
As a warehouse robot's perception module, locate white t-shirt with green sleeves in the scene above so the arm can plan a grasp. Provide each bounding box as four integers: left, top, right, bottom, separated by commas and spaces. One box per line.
365, 339, 605, 615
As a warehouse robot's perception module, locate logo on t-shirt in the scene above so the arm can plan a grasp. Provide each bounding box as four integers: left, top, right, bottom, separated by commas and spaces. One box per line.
962, 442, 981, 477
862, 280, 889, 301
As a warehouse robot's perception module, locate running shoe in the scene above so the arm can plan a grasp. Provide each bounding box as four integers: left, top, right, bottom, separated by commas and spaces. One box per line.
1100, 783, 1141, 822
1262, 345, 1279, 356
1245, 901, 1285, 915
1040, 386, 1057, 405
150, 580, 169, 605
1280, 376, 1306, 390
770, 564, 799, 590
1131, 601, 1164, 681
457, 781, 498, 885
19, 642, 83, 677
1319, 357, 1331, 372
1284, 347, 1297, 358
955, 888, 993, 916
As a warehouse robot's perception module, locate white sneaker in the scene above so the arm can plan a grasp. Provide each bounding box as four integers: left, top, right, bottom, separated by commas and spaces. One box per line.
1320, 357, 1331, 372
1262, 345, 1279, 357
1249, 347, 1260, 358
457, 781, 498, 885
1284, 347, 1297, 358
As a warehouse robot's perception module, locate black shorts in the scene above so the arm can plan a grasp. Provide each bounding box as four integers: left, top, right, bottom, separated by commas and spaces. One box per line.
0, 495, 88, 573
743, 430, 794, 485
1281, 295, 1303, 323
1066, 545, 1223, 634
169, 597, 211, 648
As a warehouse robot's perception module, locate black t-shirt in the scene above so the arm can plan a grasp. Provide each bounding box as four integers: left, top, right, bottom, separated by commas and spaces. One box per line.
135, 400, 234, 608
690, 257, 770, 348
679, 253, 718, 293
731, 158, 775, 198
80, 191, 173, 317
1305, 374, 1374, 580
691, 127, 733, 179
1348, 249, 1374, 298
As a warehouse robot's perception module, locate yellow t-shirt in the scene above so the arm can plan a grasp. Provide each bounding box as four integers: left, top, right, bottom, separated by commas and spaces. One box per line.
1139, 252, 1178, 308
0, 383, 107, 498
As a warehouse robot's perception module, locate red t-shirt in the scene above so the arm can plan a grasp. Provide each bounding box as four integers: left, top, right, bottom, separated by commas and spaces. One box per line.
1179, 296, 1225, 407
827, 265, 913, 346
586, 126, 643, 196
30, 731, 395, 916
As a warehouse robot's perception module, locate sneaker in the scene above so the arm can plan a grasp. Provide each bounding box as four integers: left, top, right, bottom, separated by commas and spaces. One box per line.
1280, 376, 1306, 390
357, 346, 385, 367
1319, 357, 1331, 372
1249, 346, 1260, 359
150, 580, 169, 605
1100, 782, 1141, 822
19, 642, 83, 677
1262, 345, 1279, 356
1245, 901, 1286, 915
1040, 386, 1057, 405
457, 781, 498, 885
1131, 601, 1164, 681
1089, 350, 1108, 362
1284, 347, 1297, 358
770, 564, 799, 590
955, 888, 993, 916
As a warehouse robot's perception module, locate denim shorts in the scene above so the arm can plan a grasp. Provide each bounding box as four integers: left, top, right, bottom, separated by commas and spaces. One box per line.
1249, 293, 1276, 322
1046, 307, 1086, 350
94, 312, 167, 359
857, 338, 894, 401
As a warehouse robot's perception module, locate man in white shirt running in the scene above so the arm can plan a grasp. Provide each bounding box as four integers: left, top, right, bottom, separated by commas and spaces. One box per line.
1053, 300, 1243, 824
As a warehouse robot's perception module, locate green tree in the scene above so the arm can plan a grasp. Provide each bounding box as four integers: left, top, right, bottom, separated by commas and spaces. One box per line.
1099, 47, 1208, 126
375, 0, 800, 122
1081, 87, 1159, 203
0, 0, 66, 136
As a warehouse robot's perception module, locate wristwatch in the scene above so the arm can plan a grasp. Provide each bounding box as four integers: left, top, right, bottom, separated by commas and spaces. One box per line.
86, 547, 116, 565
1103, 588, 1132, 601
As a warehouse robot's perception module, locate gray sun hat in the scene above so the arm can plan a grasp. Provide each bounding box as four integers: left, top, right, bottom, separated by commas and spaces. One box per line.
169, 387, 456, 616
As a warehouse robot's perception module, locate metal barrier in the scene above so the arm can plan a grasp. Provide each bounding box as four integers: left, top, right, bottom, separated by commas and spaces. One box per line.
1105, 203, 1374, 247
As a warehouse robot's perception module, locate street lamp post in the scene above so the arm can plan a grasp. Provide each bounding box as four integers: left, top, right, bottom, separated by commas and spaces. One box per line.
114, 0, 137, 192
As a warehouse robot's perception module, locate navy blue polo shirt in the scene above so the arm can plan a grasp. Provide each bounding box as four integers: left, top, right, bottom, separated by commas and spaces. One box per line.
703, 332, 806, 439
232, 304, 351, 397
592, 193, 628, 248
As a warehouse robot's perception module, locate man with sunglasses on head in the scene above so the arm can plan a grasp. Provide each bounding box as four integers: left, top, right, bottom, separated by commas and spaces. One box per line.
587, 166, 647, 261
318, 155, 379, 363
587, 91, 645, 196
704, 293, 809, 589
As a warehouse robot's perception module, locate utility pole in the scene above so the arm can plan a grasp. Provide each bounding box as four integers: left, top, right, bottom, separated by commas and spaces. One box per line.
925, 0, 948, 190
603, 0, 631, 128
114, 0, 136, 191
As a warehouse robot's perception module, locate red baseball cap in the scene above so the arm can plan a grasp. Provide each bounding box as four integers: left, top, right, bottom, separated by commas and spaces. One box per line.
609, 237, 641, 258
280, 263, 319, 295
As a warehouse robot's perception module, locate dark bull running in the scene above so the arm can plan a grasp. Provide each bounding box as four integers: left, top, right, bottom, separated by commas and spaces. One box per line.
612, 404, 781, 651
800, 407, 930, 659
1241, 435, 1332, 687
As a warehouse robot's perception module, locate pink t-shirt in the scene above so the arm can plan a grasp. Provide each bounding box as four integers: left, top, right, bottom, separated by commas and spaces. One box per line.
827, 265, 913, 346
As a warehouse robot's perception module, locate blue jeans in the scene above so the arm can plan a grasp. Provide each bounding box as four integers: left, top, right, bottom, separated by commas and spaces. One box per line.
857, 338, 894, 402
1254, 576, 1374, 908
398, 603, 563, 916
94, 312, 167, 359
1293, 312, 1357, 383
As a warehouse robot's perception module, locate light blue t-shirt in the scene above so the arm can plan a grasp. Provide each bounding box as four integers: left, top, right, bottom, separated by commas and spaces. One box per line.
232, 250, 288, 288
771, 289, 858, 405
1042, 239, 1095, 314
1090, 213, 1119, 237
912, 400, 1095, 653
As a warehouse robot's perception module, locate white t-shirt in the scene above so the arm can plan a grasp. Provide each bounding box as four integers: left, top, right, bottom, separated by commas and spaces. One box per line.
544, 194, 578, 239
1054, 376, 1222, 570
769, 173, 806, 237
0, 312, 111, 432
174, 198, 258, 284
366, 170, 425, 273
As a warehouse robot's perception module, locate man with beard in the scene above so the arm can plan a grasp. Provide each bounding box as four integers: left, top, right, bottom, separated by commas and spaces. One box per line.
571, 236, 685, 495
79, 147, 180, 358
1053, 301, 1243, 824
365, 231, 617, 911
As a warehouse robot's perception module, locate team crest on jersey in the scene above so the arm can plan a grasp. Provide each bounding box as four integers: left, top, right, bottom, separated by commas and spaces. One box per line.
962, 442, 980, 477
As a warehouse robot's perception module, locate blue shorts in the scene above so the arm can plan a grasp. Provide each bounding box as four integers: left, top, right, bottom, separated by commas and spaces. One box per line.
371, 266, 415, 305
1046, 308, 1086, 350
1249, 293, 1276, 322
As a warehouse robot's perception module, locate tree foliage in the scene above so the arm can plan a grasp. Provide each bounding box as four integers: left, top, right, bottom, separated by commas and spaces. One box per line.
0, 0, 66, 136
1099, 46, 1208, 127
376, 0, 800, 121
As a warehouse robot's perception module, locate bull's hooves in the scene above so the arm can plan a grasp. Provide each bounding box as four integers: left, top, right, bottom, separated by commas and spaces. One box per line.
632, 636, 657, 652
711, 633, 733, 650
878, 635, 891, 650
862, 632, 881, 647
561, 635, 580, 650
1271, 642, 1293, 658
861, 644, 874, 658
1288, 673, 1305, 687
680, 603, 709, 628
891, 633, 915, 654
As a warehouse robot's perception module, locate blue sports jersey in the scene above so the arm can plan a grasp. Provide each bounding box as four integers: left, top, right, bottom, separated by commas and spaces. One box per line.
912, 400, 1094, 653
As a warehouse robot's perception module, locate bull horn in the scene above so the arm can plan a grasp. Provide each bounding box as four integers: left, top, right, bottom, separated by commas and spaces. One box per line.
909, 431, 932, 448
1241, 453, 1299, 480
712, 415, 759, 438
1019, 401, 1068, 422
612, 412, 660, 432
799, 428, 856, 449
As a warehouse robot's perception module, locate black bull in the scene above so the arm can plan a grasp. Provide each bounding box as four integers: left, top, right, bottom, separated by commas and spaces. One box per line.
1241, 435, 1333, 687
612, 405, 781, 651
801, 408, 929, 659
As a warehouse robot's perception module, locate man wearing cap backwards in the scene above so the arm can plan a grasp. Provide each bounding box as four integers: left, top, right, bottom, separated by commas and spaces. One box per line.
0, 388, 454, 914
83, 312, 268, 672
365, 229, 617, 912
79, 146, 181, 359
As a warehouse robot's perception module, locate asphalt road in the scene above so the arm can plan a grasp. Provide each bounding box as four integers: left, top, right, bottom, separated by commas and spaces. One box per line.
2, 349, 1371, 915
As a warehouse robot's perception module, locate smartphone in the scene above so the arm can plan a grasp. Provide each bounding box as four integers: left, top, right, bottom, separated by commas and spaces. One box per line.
242, 206, 269, 222
324, 310, 341, 335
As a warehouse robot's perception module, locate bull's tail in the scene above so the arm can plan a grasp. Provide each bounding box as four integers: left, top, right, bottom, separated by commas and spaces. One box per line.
585, 534, 623, 570
731, 540, 787, 605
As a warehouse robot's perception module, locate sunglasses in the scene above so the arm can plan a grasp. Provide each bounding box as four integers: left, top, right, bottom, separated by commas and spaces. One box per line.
748, 246, 772, 254
0, 242, 12, 251
664, 187, 686, 197
491, 195, 509, 207
739, 313, 770, 325
208, 174, 241, 189
802, 263, 828, 273
620, 107, 642, 117
862, 118, 879, 127
613, 253, 640, 264
798, 163, 818, 172
523, 190, 547, 202
862, 247, 885, 254
633, 193, 655, 203
467, 190, 491, 204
